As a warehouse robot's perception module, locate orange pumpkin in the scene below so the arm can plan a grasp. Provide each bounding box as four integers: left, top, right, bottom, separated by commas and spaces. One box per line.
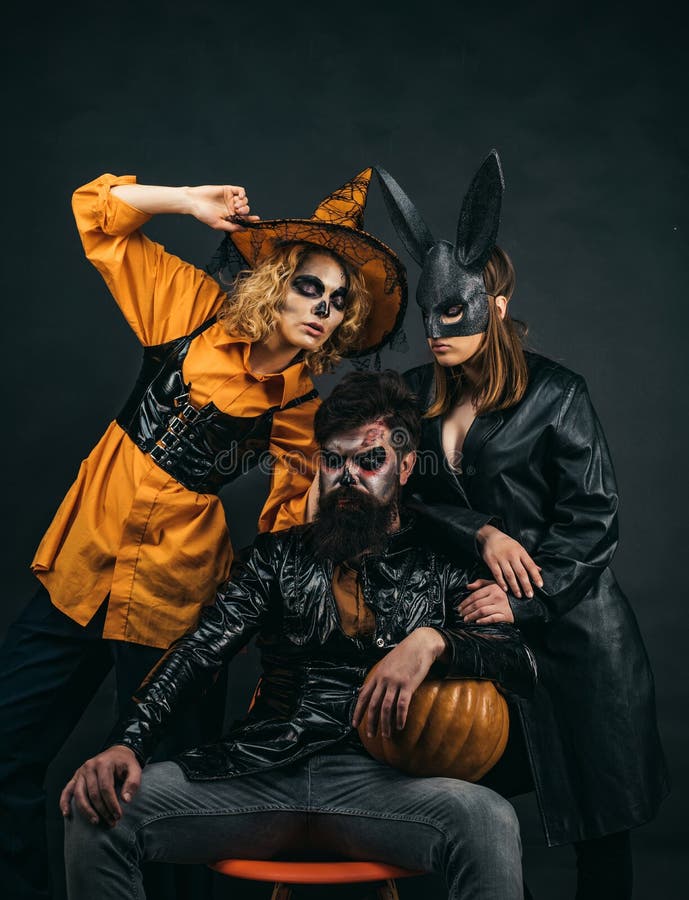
357, 670, 509, 783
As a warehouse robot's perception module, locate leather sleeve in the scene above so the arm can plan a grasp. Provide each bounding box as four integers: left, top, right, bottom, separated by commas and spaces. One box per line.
106, 532, 280, 763
406, 494, 500, 560
435, 623, 538, 699
509, 376, 619, 626
435, 560, 538, 698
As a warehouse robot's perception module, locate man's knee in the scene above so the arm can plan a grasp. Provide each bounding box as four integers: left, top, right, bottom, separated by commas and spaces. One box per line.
64, 801, 134, 879
435, 781, 520, 845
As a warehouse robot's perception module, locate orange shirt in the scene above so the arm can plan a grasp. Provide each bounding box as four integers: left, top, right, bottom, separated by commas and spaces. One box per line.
332, 564, 375, 638
31, 174, 320, 649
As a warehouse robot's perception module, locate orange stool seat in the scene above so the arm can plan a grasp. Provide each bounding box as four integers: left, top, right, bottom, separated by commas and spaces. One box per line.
209, 859, 422, 883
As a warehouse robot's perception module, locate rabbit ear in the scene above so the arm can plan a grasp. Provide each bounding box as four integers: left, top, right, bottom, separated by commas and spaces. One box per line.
374, 165, 435, 266
455, 150, 504, 269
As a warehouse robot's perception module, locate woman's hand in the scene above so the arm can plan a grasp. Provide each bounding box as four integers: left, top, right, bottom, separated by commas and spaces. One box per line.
59, 745, 142, 827
305, 472, 320, 522
458, 578, 515, 624
476, 524, 543, 598
352, 628, 447, 739
186, 183, 260, 231
110, 182, 260, 232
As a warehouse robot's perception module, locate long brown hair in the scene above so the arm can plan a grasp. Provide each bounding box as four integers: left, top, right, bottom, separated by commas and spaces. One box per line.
218, 240, 371, 375
425, 246, 528, 418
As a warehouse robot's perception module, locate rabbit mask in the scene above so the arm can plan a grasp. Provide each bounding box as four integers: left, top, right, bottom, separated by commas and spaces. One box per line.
375, 150, 504, 339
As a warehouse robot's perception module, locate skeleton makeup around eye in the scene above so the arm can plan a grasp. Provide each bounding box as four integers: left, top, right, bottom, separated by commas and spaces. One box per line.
355, 447, 387, 472
291, 274, 348, 312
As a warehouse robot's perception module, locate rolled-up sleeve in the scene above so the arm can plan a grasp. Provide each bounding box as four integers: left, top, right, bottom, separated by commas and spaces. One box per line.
258, 396, 321, 533
72, 173, 226, 345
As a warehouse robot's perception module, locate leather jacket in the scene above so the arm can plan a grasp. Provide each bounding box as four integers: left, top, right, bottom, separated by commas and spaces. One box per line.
111, 519, 537, 781
403, 352, 669, 845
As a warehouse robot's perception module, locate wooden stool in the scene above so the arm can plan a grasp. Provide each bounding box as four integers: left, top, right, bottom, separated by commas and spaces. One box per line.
209, 858, 423, 899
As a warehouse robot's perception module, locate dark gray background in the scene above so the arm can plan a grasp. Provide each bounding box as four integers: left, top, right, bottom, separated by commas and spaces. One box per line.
2, 0, 687, 897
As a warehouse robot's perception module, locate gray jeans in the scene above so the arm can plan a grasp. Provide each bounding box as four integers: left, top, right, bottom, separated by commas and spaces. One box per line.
64, 745, 523, 899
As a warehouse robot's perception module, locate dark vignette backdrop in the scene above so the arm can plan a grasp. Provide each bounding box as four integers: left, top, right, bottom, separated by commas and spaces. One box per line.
2, 1, 687, 897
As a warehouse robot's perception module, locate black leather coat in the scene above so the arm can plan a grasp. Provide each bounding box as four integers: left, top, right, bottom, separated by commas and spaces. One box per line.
404, 352, 669, 845
111, 520, 537, 781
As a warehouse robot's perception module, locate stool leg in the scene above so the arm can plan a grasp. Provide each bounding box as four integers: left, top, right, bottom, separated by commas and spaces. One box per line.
375, 879, 399, 900
270, 882, 293, 900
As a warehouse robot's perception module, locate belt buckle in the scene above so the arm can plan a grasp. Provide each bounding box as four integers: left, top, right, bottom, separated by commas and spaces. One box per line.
150, 444, 166, 463
181, 403, 200, 423
168, 416, 186, 436
158, 431, 177, 450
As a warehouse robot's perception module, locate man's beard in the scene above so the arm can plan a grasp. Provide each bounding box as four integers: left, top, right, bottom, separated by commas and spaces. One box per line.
309, 486, 399, 564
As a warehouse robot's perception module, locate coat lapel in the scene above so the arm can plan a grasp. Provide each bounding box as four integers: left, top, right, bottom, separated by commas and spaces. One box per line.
425, 415, 469, 504
462, 411, 504, 469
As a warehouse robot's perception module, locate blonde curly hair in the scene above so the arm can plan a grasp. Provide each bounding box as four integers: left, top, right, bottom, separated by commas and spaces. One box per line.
218, 241, 371, 375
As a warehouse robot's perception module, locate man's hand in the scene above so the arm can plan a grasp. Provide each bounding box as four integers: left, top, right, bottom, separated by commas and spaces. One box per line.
476, 524, 543, 598
59, 745, 142, 828
458, 578, 515, 624
352, 628, 447, 739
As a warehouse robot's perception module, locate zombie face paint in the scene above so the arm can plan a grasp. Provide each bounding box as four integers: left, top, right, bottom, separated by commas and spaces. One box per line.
312, 420, 409, 562
318, 420, 399, 507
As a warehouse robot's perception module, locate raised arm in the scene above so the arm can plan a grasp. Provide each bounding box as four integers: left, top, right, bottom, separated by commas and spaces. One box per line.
109, 181, 254, 228
72, 174, 257, 345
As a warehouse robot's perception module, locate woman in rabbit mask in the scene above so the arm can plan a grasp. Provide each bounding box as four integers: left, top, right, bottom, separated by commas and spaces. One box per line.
376, 152, 669, 899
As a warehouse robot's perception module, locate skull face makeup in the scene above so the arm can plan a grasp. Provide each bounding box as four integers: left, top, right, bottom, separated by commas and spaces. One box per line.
375, 151, 505, 339
310, 420, 409, 562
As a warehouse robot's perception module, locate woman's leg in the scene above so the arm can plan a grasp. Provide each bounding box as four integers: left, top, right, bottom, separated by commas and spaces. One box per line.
0, 586, 112, 900
109, 640, 228, 900
573, 830, 633, 900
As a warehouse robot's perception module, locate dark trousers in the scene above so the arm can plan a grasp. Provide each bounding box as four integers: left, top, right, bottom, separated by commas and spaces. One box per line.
0, 585, 225, 900
574, 831, 633, 900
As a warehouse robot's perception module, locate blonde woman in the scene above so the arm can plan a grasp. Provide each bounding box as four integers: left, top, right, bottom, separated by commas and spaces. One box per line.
0, 169, 406, 900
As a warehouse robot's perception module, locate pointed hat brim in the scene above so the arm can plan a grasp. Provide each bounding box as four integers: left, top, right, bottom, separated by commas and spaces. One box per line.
226, 169, 407, 357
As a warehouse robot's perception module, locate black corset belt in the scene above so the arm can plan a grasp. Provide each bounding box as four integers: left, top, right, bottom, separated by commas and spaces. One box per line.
116, 318, 318, 495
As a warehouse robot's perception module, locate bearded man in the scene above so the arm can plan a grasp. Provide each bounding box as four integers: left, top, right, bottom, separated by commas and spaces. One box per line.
60, 371, 537, 900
